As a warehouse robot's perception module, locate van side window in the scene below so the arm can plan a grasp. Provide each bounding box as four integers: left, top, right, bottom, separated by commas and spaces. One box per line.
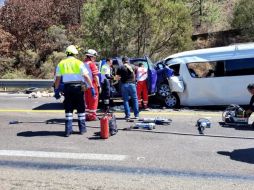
169, 64, 180, 76
225, 58, 254, 76
187, 61, 225, 78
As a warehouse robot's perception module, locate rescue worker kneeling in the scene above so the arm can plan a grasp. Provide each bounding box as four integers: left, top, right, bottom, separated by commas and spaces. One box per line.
54, 45, 95, 137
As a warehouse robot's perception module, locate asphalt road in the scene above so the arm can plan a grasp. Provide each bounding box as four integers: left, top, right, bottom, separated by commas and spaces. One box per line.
1, 95, 254, 189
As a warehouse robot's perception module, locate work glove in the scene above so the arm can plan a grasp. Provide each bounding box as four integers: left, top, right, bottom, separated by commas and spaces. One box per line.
54, 88, 61, 100
91, 87, 96, 98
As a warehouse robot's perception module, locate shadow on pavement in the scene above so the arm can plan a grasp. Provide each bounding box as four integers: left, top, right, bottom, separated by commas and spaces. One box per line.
88, 132, 104, 140
183, 105, 250, 112
31, 101, 232, 112
219, 122, 254, 131
218, 148, 254, 164
88, 136, 103, 140
9, 119, 66, 125
17, 131, 65, 137
33, 103, 64, 110
46, 118, 67, 124
121, 128, 254, 140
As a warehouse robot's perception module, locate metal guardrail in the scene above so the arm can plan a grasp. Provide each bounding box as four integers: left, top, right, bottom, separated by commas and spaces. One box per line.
0, 79, 54, 88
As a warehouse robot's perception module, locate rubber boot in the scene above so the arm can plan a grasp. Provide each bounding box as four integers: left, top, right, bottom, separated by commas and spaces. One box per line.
78, 113, 87, 134
65, 113, 73, 137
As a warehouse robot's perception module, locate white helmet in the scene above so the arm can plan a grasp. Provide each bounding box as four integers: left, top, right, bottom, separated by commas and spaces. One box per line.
85, 49, 98, 57
66, 45, 79, 55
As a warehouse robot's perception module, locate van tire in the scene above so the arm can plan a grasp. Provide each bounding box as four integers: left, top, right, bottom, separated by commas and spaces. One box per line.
158, 83, 171, 97
164, 93, 180, 108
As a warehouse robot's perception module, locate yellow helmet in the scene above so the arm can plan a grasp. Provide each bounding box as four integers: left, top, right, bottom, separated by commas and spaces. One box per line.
66, 45, 79, 55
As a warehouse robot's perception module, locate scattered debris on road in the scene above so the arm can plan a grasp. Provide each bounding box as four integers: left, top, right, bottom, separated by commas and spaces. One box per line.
196, 118, 211, 135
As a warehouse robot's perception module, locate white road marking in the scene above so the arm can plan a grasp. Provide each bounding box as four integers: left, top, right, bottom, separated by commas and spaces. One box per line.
137, 157, 145, 161
0, 150, 127, 161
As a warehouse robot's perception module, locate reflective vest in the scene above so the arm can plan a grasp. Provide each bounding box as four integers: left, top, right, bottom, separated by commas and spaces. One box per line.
101, 64, 111, 75
56, 57, 87, 83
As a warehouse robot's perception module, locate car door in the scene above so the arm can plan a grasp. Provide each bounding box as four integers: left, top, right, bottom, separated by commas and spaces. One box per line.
145, 56, 157, 94
111, 58, 122, 97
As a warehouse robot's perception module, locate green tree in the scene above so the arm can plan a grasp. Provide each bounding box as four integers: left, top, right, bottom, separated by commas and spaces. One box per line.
82, 0, 193, 60
143, 0, 193, 59
185, 0, 225, 33
47, 25, 70, 52
232, 0, 254, 38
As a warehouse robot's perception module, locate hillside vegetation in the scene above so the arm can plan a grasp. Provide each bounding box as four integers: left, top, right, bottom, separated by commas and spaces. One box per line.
0, 0, 252, 79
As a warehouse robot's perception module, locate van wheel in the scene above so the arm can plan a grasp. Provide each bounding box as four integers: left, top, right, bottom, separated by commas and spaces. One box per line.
158, 84, 170, 97
164, 93, 180, 108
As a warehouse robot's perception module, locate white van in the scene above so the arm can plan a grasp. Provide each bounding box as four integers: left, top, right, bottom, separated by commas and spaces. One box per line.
162, 43, 254, 107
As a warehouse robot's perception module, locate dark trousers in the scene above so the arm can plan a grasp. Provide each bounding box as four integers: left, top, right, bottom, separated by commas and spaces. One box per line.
64, 84, 86, 134
101, 79, 111, 111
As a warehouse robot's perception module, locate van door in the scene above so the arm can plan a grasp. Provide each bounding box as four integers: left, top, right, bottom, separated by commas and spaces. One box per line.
183, 59, 254, 106
168, 64, 185, 93
146, 56, 157, 94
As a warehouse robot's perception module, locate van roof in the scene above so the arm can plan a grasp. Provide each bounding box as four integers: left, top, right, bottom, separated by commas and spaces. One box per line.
165, 43, 254, 64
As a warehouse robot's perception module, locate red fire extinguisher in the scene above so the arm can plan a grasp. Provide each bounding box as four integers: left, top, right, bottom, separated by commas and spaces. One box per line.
100, 114, 109, 139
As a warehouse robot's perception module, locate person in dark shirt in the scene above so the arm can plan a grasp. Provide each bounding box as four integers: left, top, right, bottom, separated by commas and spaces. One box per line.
115, 56, 139, 120
245, 83, 254, 117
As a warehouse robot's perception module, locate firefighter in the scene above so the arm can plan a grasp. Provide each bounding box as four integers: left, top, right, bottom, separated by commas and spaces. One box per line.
84, 49, 101, 121
54, 45, 94, 137
136, 62, 149, 110
101, 58, 114, 112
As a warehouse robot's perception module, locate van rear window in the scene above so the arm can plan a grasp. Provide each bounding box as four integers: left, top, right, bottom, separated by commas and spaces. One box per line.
225, 58, 254, 76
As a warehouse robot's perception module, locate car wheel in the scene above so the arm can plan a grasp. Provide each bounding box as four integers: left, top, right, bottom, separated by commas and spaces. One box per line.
164, 93, 179, 108
158, 84, 170, 97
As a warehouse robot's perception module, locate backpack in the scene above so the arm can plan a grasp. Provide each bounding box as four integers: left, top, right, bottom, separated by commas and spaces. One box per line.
108, 114, 118, 136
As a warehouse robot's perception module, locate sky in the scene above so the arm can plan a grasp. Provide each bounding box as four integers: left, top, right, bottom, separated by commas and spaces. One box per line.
0, 0, 4, 6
